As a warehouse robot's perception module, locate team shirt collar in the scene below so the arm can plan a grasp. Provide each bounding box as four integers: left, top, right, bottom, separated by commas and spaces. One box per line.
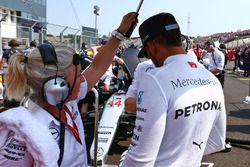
163, 54, 195, 66
27, 99, 60, 126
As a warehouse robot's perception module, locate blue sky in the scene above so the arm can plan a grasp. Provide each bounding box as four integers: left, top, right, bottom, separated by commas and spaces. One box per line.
47, 0, 250, 37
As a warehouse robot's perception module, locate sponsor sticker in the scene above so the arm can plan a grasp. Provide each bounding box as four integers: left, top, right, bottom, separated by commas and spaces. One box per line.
137, 91, 144, 105
136, 125, 142, 132
98, 138, 109, 143
2, 133, 27, 161
99, 126, 114, 129
97, 147, 104, 157
49, 127, 60, 140
188, 61, 197, 68
98, 131, 112, 135
107, 100, 122, 108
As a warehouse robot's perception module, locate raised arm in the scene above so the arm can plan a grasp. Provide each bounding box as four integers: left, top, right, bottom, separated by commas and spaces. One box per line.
82, 12, 138, 91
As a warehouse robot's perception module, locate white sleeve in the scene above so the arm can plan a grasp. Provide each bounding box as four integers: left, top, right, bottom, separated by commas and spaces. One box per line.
125, 65, 141, 99
215, 52, 225, 71
204, 99, 226, 155
0, 107, 59, 166
103, 74, 112, 85
0, 132, 33, 166
122, 74, 168, 167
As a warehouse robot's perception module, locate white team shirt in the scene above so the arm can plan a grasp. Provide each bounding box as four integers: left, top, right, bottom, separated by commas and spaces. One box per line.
187, 49, 198, 62
100, 65, 114, 85
94, 53, 116, 86
126, 59, 154, 99
0, 81, 88, 167
122, 54, 226, 167
208, 48, 225, 74
126, 53, 196, 99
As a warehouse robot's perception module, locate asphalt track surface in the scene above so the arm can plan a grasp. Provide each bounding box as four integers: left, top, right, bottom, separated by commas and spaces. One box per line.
101, 61, 250, 167
201, 63, 250, 167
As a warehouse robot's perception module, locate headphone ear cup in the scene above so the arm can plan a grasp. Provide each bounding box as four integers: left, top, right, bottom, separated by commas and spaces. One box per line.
43, 77, 69, 106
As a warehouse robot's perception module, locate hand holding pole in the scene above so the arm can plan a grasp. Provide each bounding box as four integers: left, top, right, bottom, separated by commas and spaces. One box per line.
124, 0, 144, 38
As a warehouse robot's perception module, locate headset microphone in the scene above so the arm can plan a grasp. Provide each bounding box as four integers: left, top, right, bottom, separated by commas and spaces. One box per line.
52, 53, 80, 106
43, 77, 69, 106
38, 44, 81, 166
39, 44, 69, 106
39, 45, 80, 107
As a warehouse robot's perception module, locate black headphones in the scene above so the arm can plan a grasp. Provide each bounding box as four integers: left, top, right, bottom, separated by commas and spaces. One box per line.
37, 44, 80, 166
38, 44, 80, 106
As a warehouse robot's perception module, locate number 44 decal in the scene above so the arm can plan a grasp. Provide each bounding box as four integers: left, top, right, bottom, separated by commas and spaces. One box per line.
107, 100, 122, 107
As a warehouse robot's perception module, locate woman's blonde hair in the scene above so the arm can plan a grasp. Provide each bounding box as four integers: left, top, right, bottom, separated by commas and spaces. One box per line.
5, 44, 75, 102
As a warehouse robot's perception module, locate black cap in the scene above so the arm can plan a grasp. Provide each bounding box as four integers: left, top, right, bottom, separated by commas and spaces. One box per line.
138, 13, 180, 58
139, 13, 180, 46
219, 43, 226, 49
205, 40, 215, 48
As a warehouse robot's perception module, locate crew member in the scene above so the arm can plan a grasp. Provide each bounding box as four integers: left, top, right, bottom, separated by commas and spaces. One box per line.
120, 13, 226, 167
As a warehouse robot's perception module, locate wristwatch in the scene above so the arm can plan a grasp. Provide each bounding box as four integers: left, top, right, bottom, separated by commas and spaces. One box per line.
111, 29, 125, 41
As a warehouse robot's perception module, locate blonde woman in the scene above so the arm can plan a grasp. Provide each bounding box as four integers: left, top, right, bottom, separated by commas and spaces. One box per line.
0, 12, 137, 167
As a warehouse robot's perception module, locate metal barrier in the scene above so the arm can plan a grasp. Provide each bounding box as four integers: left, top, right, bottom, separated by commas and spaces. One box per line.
91, 87, 99, 167
0, 12, 98, 52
